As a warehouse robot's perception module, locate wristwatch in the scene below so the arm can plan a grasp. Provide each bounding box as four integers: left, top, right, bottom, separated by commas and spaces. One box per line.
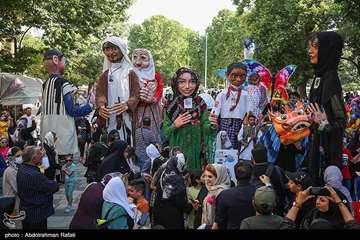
292, 201, 301, 209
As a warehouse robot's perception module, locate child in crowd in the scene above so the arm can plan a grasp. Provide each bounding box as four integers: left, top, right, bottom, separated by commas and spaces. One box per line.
62, 154, 77, 213
128, 180, 150, 227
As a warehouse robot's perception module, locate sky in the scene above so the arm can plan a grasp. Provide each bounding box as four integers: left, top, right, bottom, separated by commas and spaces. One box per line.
127, 0, 237, 35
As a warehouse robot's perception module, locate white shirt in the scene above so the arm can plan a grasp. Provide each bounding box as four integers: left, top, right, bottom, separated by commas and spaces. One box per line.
213, 88, 249, 119
106, 61, 133, 146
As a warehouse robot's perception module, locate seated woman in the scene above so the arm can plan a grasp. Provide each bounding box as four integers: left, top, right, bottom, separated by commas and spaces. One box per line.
215, 131, 232, 150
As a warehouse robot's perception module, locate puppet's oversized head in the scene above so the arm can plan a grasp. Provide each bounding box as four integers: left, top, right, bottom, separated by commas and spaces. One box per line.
132, 48, 151, 70
269, 102, 312, 145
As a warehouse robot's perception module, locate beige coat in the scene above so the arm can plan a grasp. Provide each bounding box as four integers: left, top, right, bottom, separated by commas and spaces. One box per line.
2, 166, 22, 229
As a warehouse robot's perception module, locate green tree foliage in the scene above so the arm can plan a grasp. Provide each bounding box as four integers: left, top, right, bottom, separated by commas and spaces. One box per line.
128, 15, 202, 85
335, 0, 360, 78
205, 9, 248, 88
0, 0, 132, 84
233, 0, 359, 95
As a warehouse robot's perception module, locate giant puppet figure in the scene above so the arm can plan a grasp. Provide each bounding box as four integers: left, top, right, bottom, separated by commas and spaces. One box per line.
251, 62, 312, 169
131, 48, 163, 141
95, 36, 140, 146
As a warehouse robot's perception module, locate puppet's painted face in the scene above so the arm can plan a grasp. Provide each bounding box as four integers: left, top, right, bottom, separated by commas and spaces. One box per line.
177, 72, 197, 97
269, 102, 312, 145
249, 74, 260, 85
220, 132, 227, 141
103, 42, 123, 63
132, 49, 150, 69
227, 68, 247, 87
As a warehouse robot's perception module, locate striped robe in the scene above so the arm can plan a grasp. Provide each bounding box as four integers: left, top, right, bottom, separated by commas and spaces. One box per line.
41, 74, 78, 155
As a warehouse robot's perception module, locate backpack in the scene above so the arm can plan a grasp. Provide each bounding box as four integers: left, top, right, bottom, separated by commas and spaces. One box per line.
96, 204, 121, 229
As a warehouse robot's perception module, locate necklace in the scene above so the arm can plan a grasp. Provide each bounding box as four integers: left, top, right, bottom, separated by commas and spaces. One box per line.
109, 65, 122, 82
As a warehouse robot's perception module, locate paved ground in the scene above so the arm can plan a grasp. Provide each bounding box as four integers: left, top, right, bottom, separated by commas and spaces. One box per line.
48, 161, 88, 229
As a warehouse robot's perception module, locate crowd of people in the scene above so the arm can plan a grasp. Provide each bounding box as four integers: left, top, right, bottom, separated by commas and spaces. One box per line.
0, 31, 359, 230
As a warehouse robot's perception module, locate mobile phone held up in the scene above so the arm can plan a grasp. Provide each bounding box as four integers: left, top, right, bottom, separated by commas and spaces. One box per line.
310, 187, 330, 196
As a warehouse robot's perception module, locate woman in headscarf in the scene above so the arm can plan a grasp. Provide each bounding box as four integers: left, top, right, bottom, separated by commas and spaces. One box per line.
201, 164, 231, 228
70, 172, 122, 229
145, 143, 161, 174
100, 176, 137, 229
152, 153, 189, 229
43, 132, 58, 180
281, 185, 359, 229
162, 67, 218, 171
96, 140, 131, 181
84, 134, 108, 183
307, 32, 346, 185
148, 145, 168, 213
324, 165, 353, 211
215, 131, 232, 150
0, 136, 9, 161
2, 147, 23, 229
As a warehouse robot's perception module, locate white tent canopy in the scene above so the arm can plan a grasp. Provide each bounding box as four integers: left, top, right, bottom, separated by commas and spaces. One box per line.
0, 72, 43, 106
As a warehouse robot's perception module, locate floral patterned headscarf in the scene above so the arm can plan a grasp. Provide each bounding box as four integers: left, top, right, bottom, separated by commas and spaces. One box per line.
165, 67, 207, 124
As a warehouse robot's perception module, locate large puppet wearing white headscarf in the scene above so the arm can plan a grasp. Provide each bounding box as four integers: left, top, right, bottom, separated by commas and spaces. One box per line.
131, 48, 163, 142
95, 36, 140, 146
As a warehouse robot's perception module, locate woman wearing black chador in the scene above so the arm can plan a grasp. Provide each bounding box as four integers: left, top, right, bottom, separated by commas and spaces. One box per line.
307, 31, 346, 185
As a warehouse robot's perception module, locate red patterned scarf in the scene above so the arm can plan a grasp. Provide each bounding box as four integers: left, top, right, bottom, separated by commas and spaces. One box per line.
226, 85, 242, 111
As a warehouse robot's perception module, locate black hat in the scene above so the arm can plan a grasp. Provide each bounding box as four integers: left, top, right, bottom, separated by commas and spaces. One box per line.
285, 170, 312, 190
43, 49, 64, 60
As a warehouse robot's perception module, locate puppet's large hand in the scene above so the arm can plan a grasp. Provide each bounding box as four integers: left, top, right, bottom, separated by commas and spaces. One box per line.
111, 102, 128, 114
99, 106, 111, 119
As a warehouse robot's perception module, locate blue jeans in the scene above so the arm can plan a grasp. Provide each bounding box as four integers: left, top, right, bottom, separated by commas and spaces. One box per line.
0, 176, 3, 196
65, 181, 76, 203
354, 176, 360, 201
342, 179, 352, 194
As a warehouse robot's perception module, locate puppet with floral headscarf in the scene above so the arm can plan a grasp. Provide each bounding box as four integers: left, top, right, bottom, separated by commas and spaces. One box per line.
131, 48, 163, 142
161, 68, 218, 170
95, 36, 140, 146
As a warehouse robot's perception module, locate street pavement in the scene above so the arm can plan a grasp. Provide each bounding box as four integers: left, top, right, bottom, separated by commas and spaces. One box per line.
48, 161, 88, 229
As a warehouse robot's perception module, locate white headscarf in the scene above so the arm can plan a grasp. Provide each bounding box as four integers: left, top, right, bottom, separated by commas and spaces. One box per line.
102, 36, 132, 73
101, 36, 135, 140
215, 131, 232, 150
146, 144, 160, 162
102, 176, 135, 219
131, 48, 155, 81
44, 132, 56, 149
